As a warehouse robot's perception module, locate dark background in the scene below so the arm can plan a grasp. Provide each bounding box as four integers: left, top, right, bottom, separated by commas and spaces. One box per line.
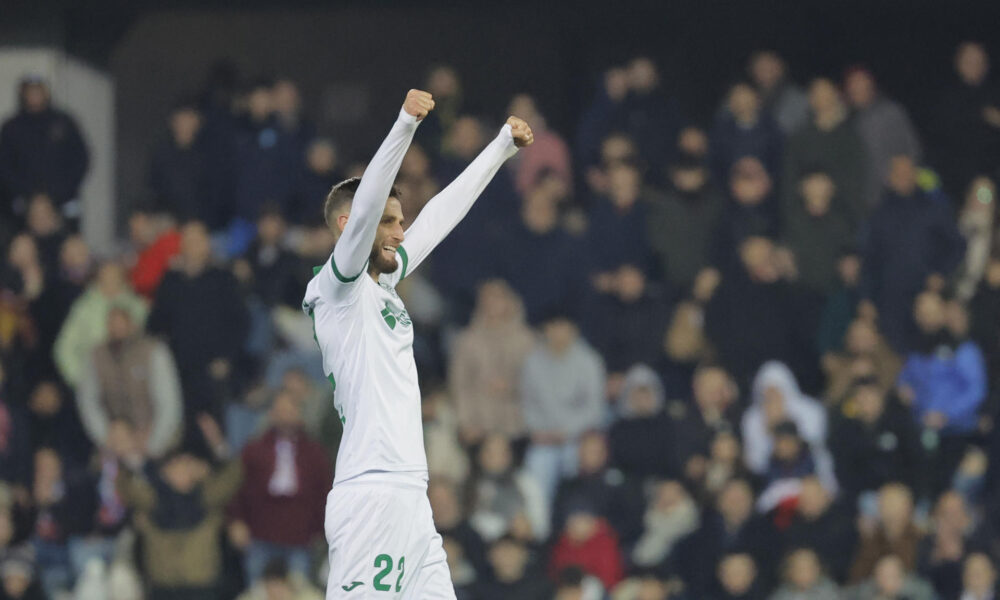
5, 0, 1000, 207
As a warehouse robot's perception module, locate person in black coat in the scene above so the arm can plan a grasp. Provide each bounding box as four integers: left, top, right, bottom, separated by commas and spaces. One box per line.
288, 138, 342, 225
861, 155, 965, 352
428, 479, 489, 578
781, 476, 857, 582
609, 365, 679, 482
830, 377, 925, 504
0, 77, 88, 220
709, 82, 783, 185
476, 536, 554, 600
147, 221, 249, 425
233, 208, 302, 310
148, 101, 212, 224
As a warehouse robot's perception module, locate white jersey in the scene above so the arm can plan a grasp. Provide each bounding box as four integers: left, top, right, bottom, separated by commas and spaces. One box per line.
303, 108, 518, 485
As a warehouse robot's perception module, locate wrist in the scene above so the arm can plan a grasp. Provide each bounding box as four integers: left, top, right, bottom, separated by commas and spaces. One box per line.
398, 108, 419, 125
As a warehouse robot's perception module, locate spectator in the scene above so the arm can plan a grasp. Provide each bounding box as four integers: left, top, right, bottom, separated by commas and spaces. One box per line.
816, 249, 862, 357
710, 157, 779, 272
26, 381, 91, 468
844, 66, 922, 212
669, 365, 741, 487
271, 79, 313, 154
709, 82, 783, 184
747, 51, 809, 135
76, 306, 182, 459
586, 160, 655, 280
27, 234, 89, 382
646, 152, 723, 292
553, 566, 605, 600
289, 138, 341, 224
782, 477, 857, 582
845, 554, 936, 600
674, 479, 777, 596
706, 237, 797, 387
918, 491, 989, 599
958, 553, 997, 600
849, 483, 923, 583
116, 416, 242, 600
521, 312, 605, 503
234, 207, 302, 310
147, 221, 249, 428
23, 192, 66, 276
761, 421, 818, 499
954, 177, 997, 301
508, 94, 572, 196
228, 389, 331, 584
422, 388, 470, 484
468, 433, 549, 543
713, 553, 763, 600
477, 536, 553, 600
0, 549, 46, 600
428, 478, 488, 578
830, 377, 923, 504
549, 501, 625, 591
822, 318, 901, 405
53, 261, 148, 388
631, 480, 700, 572
235, 558, 322, 600
552, 431, 643, 546
781, 78, 867, 225
127, 207, 181, 300
148, 100, 210, 223
415, 65, 464, 160
0, 76, 89, 217
781, 169, 853, 297
608, 364, 676, 481
449, 280, 535, 446
931, 41, 1000, 200
768, 548, 840, 600
0, 364, 32, 487
861, 155, 966, 351
899, 293, 986, 493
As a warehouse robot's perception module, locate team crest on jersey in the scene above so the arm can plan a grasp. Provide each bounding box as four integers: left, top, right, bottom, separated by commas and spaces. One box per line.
380, 302, 412, 330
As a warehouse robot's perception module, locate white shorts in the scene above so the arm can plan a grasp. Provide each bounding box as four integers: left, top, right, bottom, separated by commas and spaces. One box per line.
324, 473, 456, 599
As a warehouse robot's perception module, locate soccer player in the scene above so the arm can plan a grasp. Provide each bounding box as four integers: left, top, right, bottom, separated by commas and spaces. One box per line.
303, 89, 533, 598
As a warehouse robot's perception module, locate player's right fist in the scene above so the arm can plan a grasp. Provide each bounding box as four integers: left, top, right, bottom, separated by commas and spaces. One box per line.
403, 89, 435, 121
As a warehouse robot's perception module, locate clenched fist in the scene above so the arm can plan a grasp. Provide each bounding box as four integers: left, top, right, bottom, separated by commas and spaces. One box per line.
506, 116, 534, 148
403, 89, 435, 121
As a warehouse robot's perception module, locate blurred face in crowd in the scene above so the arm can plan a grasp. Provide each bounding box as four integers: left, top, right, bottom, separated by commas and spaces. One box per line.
271, 79, 300, 117
543, 318, 578, 354
786, 549, 822, 590
508, 94, 544, 130
2, 566, 31, 599
29, 382, 62, 417
874, 556, 906, 596
636, 577, 669, 600
428, 480, 461, 529
727, 83, 760, 124
426, 65, 461, 99
521, 187, 559, 233
678, 126, 709, 158
27, 193, 61, 236
854, 384, 886, 425
489, 539, 528, 583
797, 477, 831, 519
615, 265, 646, 303
247, 85, 273, 121
652, 481, 688, 514
307, 139, 337, 174
914, 291, 946, 334
95, 262, 128, 297
577, 432, 609, 475
446, 116, 484, 159
20, 81, 49, 113
838, 254, 860, 286
800, 172, 835, 217
711, 432, 741, 465
566, 511, 599, 542
180, 222, 213, 271
718, 480, 753, 527
601, 134, 637, 166
963, 553, 997, 596
718, 554, 756, 596
935, 491, 971, 535
270, 390, 303, 434
845, 69, 877, 108
774, 430, 803, 462
628, 57, 660, 93
740, 237, 780, 283
400, 143, 431, 181
170, 107, 201, 148
808, 78, 842, 118
670, 164, 707, 193
162, 453, 208, 494
887, 155, 917, 196
476, 280, 518, 324
106, 308, 135, 343
846, 319, 879, 355
878, 484, 914, 533
693, 367, 734, 416
8, 234, 39, 270
945, 300, 971, 339
749, 51, 786, 92
478, 434, 513, 475
628, 385, 659, 417
730, 157, 771, 206
956, 42, 989, 86
607, 162, 641, 209
257, 212, 286, 246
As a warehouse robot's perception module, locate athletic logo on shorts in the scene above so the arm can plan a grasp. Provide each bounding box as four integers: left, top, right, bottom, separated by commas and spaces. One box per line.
342, 581, 364, 592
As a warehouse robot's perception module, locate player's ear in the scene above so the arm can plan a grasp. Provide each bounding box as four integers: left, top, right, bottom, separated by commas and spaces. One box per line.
337, 213, 349, 233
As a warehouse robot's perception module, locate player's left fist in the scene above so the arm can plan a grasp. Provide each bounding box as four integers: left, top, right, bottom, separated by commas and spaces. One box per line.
506, 116, 534, 148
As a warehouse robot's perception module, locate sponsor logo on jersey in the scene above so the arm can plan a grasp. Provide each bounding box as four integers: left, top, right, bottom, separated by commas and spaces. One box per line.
380, 302, 412, 330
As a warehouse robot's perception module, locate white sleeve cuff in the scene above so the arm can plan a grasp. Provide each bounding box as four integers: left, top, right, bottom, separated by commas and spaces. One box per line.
398, 108, 419, 125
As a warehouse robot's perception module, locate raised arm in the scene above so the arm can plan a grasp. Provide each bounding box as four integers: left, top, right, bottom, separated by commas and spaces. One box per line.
398, 117, 533, 278
332, 90, 434, 280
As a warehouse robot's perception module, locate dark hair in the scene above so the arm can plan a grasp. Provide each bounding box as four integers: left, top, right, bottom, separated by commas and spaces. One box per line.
323, 177, 402, 228
262, 558, 289, 581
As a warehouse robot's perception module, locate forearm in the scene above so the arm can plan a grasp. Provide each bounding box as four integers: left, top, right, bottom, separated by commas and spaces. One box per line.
401, 125, 518, 274
334, 109, 419, 278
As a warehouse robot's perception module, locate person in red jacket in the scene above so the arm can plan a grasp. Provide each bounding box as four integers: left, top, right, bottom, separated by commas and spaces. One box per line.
549, 500, 625, 591
127, 208, 181, 299
227, 388, 332, 584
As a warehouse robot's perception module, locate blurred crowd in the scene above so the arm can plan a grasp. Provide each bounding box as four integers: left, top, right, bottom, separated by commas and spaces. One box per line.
2, 39, 1000, 600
